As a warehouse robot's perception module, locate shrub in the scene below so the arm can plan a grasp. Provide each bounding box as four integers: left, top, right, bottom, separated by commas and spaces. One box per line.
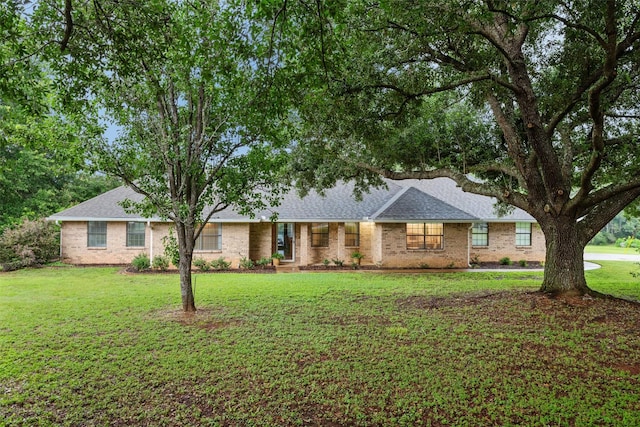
332, 258, 344, 267
162, 229, 180, 267
152, 255, 170, 271
193, 258, 210, 271
255, 256, 271, 267
0, 218, 59, 270
131, 253, 151, 271
518, 259, 528, 267
322, 259, 330, 266
210, 257, 231, 270
239, 257, 254, 269
499, 257, 512, 266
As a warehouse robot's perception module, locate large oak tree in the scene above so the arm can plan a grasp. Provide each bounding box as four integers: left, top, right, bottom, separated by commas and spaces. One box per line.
35, 0, 289, 311
287, 0, 640, 296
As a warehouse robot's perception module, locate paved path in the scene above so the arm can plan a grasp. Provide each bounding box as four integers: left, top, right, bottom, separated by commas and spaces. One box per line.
584, 252, 640, 262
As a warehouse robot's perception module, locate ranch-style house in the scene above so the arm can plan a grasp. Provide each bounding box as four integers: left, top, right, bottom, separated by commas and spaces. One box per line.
48, 178, 545, 268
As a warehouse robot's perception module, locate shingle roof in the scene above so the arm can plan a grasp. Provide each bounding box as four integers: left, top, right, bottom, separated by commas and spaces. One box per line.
48, 178, 535, 223
373, 187, 478, 221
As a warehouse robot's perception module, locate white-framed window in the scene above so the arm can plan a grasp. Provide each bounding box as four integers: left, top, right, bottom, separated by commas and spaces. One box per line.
87, 221, 107, 248
515, 222, 532, 246
406, 223, 444, 250
126, 222, 146, 247
195, 224, 222, 251
472, 222, 489, 246
311, 223, 329, 247
345, 222, 360, 247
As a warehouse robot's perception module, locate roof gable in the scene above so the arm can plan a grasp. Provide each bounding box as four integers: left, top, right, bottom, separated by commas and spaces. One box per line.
373, 187, 478, 221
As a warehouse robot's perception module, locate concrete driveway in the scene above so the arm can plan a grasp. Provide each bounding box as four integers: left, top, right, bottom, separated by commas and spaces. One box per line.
583, 252, 640, 262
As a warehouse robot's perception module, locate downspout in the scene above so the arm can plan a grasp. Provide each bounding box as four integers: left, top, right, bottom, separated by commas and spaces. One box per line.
57, 221, 62, 260
468, 224, 474, 267
148, 220, 153, 260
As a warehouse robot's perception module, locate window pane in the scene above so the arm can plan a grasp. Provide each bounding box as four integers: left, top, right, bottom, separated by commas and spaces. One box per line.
127, 222, 146, 247
472, 222, 489, 246
406, 223, 443, 250
87, 221, 107, 247
515, 222, 531, 246
345, 222, 359, 247
195, 224, 221, 250
311, 223, 329, 247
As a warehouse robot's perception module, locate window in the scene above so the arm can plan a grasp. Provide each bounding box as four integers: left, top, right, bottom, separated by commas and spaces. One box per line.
515, 222, 532, 246
406, 223, 444, 250
87, 221, 107, 247
126, 222, 146, 247
345, 222, 360, 247
195, 224, 222, 251
472, 222, 489, 246
311, 223, 329, 247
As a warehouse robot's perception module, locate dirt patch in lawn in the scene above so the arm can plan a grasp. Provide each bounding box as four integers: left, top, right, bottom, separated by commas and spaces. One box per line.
153, 307, 244, 330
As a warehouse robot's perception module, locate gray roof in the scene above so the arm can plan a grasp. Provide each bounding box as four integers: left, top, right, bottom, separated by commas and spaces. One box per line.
48, 178, 535, 223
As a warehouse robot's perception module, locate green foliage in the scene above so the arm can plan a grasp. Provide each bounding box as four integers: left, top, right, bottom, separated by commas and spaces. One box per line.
131, 253, 150, 272
161, 229, 180, 268
332, 258, 344, 267
322, 258, 330, 266
500, 257, 513, 266
193, 258, 210, 272
151, 255, 169, 271
210, 257, 231, 271
255, 256, 271, 267
239, 257, 254, 269
284, 0, 640, 294
31, 0, 292, 309
350, 251, 364, 260
271, 252, 284, 260
519, 260, 528, 267
0, 218, 59, 271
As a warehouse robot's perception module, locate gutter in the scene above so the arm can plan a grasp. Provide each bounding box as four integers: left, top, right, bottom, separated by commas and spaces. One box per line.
468, 224, 474, 267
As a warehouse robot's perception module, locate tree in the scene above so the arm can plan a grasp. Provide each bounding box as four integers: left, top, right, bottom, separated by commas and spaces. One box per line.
286, 0, 640, 296
1, 2, 111, 230
34, 0, 288, 311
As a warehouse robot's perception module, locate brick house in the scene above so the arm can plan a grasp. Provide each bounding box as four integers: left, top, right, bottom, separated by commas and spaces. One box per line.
48, 178, 545, 268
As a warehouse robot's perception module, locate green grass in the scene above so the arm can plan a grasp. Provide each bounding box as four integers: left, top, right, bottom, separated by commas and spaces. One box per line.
585, 244, 640, 255
1, 266, 639, 426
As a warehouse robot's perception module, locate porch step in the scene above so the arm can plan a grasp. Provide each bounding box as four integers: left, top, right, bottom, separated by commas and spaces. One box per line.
275, 264, 300, 273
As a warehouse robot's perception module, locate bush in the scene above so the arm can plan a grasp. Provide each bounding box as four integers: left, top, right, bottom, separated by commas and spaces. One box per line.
210, 257, 231, 270
131, 253, 150, 271
152, 255, 170, 271
518, 259, 528, 267
162, 229, 180, 267
499, 257, 512, 266
332, 258, 344, 267
255, 256, 271, 267
239, 257, 254, 269
0, 218, 59, 270
193, 258, 210, 271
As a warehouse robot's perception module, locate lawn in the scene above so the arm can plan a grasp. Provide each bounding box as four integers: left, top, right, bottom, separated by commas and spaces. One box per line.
585, 244, 640, 255
1, 264, 639, 426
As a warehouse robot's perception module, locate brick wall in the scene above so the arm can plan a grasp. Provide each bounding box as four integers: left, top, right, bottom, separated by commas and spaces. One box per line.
470, 222, 545, 263
60, 219, 545, 268
377, 223, 470, 268
60, 221, 151, 265
62, 221, 252, 268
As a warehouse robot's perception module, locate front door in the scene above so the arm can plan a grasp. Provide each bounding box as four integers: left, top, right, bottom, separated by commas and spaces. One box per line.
275, 223, 295, 262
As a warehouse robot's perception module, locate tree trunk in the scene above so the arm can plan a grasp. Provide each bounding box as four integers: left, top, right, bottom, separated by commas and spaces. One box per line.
176, 222, 197, 312
539, 217, 591, 296
179, 251, 196, 312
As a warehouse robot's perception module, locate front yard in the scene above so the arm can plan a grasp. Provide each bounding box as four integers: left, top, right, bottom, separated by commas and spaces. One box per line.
1, 264, 639, 426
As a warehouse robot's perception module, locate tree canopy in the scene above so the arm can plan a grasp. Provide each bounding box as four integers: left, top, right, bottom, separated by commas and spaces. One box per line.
285, 0, 640, 295
32, 0, 290, 310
